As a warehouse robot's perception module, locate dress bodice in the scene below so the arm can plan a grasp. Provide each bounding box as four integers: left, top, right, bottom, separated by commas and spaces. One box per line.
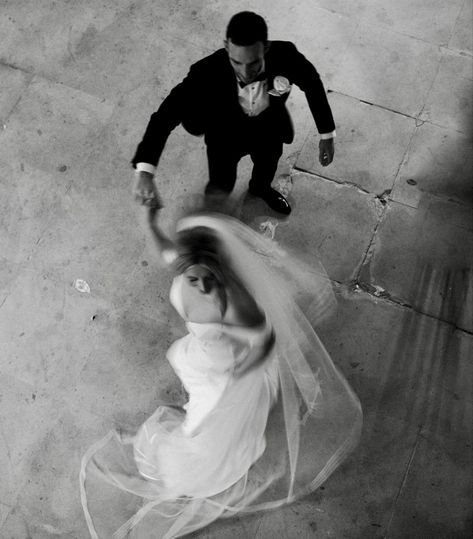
167, 275, 276, 436
169, 274, 270, 352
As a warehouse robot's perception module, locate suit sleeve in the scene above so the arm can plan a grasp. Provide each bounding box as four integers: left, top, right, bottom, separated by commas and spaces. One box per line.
131, 66, 198, 168
286, 43, 335, 135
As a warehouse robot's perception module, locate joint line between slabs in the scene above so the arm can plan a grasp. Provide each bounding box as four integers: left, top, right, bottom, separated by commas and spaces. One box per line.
353, 202, 388, 282
0, 59, 32, 74
327, 89, 416, 120
335, 280, 473, 335
292, 167, 375, 197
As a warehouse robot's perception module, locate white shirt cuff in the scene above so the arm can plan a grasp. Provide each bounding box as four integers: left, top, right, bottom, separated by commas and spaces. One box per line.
320, 131, 336, 140
136, 162, 157, 175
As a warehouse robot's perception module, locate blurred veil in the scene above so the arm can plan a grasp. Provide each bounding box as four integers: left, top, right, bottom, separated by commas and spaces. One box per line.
177, 213, 362, 500
80, 211, 362, 539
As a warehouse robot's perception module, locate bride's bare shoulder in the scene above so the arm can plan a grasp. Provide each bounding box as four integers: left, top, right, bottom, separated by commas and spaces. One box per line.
225, 281, 265, 327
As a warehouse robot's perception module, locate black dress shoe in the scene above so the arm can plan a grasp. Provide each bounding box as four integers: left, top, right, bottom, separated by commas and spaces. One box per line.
249, 187, 292, 215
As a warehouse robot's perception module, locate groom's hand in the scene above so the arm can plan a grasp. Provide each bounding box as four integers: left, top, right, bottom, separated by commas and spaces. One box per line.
133, 170, 162, 208
319, 138, 335, 167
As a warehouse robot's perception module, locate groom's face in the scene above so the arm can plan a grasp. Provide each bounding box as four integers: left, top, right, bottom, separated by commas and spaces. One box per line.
225, 39, 266, 85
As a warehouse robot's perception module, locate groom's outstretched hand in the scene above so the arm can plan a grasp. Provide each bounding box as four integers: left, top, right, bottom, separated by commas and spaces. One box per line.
318, 138, 335, 167
133, 170, 163, 208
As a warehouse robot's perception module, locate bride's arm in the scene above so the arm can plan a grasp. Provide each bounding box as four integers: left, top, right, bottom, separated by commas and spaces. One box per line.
146, 206, 178, 265
233, 329, 276, 378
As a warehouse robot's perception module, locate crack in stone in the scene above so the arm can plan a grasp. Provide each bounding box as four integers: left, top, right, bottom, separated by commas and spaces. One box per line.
328, 90, 416, 120
293, 168, 399, 204
327, 89, 468, 137
352, 279, 411, 308
293, 167, 377, 197
336, 280, 473, 336
384, 425, 423, 538
0, 60, 32, 74
1, 72, 35, 127
0, 422, 13, 468
0, 293, 10, 311
354, 202, 388, 281
376, 189, 392, 205
66, 25, 77, 65
291, 165, 471, 334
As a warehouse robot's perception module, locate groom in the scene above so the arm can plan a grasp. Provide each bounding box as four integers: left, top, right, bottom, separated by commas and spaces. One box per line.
132, 11, 336, 215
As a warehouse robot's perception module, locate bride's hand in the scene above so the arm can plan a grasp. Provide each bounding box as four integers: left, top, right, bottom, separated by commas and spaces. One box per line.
162, 248, 178, 264
147, 204, 160, 225
144, 206, 178, 265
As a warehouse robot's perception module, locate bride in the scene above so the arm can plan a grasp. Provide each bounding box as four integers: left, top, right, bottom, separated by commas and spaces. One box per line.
80, 205, 362, 539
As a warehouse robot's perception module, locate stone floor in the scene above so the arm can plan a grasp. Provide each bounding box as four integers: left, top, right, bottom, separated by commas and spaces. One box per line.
0, 1, 472, 538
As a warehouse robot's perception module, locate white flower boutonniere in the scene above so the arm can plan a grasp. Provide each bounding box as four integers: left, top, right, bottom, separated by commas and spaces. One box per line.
268, 76, 292, 96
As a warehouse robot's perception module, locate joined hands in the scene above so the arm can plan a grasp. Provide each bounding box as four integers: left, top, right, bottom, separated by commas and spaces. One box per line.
142, 194, 178, 265
134, 170, 163, 209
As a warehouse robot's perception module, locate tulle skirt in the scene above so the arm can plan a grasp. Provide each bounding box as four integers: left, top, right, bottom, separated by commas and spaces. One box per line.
80, 347, 360, 538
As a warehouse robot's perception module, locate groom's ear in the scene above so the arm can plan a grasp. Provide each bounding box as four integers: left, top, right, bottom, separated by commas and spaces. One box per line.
223, 39, 229, 52
264, 42, 271, 55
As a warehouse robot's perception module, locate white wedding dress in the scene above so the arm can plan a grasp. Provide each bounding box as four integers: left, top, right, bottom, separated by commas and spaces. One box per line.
80, 213, 362, 539
133, 273, 279, 499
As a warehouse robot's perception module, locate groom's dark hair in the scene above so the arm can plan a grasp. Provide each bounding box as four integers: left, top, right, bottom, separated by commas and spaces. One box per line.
226, 12, 268, 45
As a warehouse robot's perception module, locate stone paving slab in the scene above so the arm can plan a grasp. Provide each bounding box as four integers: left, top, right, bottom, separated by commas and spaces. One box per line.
315, 291, 472, 539
385, 427, 472, 539
258, 3, 359, 86
391, 122, 473, 207
310, 0, 370, 17
71, 306, 183, 425
0, 64, 30, 122
0, 1, 131, 76
0, 267, 89, 388
361, 0, 465, 45
254, 171, 382, 283
331, 21, 442, 117
449, 0, 473, 53
58, 27, 205, 102
0, 508, 31, 539
0, 503, 11, 531
0, 76, 115, 181
419, 50, 473, 135
0, 2, 217, 100
0, 406, 108, 539
296, 93, 416, 194
0, 374, 64, 507
359, 199, 473, 332
316, 291, 472, 431
0, 73, 155, 284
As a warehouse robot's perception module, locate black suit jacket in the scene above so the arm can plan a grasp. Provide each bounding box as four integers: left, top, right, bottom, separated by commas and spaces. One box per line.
132, 41, 335, 167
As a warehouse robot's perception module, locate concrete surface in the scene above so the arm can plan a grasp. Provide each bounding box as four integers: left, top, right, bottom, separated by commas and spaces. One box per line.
0, 1, 472, 538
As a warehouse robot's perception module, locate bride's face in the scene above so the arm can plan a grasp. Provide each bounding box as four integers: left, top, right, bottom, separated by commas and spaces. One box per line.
183, 265, 219, 295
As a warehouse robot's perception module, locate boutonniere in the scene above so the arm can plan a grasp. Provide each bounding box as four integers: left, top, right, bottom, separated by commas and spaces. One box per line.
268, 76, 292, 96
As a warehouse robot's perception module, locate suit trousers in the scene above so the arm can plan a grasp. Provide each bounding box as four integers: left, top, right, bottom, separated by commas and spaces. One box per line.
204, 110, 284, 196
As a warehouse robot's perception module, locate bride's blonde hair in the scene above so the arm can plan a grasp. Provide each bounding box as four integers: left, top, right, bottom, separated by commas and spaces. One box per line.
172, 226, 234, 315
